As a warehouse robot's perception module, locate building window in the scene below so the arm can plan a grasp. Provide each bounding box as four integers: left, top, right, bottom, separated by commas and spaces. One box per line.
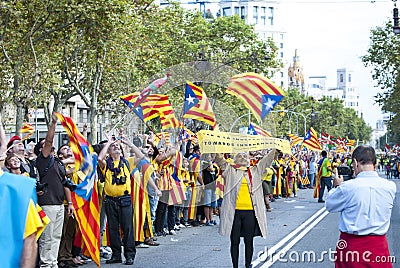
79, 109, 83, 123
281, 72, 284, 78
340, 74, 344, 83
280, 33, 284, 40
222, 7, 231, 16
261, 7, 266, 25
253, 6, 258, 24
240, 6, 246, 19
234, 6, 239, 15
280, 52, 283, 58
268, 7, 274, 26
280, 43, 283, 49
348, 74, 351, 82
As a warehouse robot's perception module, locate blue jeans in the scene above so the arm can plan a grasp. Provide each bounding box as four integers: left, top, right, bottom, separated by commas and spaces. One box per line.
308, 173, 315, 187
148, 195, 158, 233
319, 176, 332, 201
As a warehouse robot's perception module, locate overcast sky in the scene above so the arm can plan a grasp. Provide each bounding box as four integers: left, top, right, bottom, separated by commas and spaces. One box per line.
278, 0, 394, 127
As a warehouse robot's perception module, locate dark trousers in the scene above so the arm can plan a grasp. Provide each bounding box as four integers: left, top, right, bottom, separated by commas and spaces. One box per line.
154, 190, 169, 233
230, 210, 256, 268
319, 176, 332, 201
104, 196, 136, 260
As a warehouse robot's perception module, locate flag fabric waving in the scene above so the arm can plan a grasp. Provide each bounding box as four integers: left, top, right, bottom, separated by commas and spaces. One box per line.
121, 93, 175, 122
248, 122, 272, 137
130, 74, 171, 109
55, 113, 92, 172
55, 113, 100, 266
302, 127, 322, 151
183, 82, 217, 129
19, 123, 35, 141
226, 72, 285, 122
287, 133, 303, 146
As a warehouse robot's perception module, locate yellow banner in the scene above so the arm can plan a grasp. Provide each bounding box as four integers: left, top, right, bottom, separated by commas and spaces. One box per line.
197, 130, 291, 154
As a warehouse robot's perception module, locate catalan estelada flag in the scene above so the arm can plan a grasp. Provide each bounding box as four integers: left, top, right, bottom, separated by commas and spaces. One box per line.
128, 158, 155, 243
287, 133, 303, 146
226, 72, 285, 122
19, 123, 35, 141
169, 151, 186, 205
121, 93, 176, 124
71, 173, 100, 267
248, 122, 272, 137
160, 113, 181, 130
55, 113, 92, 172
302, 127, 322, 151
183, 82, 217, 129
55, 113, 100, 266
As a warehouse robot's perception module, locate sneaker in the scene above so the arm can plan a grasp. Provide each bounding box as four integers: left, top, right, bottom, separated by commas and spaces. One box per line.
184, 222, 191, 228
205, 221, 213, 226
168, 230, 177, 235
318, 200, 325, 203
136, 243, 149, 248
178, 223, 185, 228
174, 225, 181, 231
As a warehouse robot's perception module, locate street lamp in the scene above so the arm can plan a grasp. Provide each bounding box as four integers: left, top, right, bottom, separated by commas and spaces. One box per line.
229, 111, 252, 132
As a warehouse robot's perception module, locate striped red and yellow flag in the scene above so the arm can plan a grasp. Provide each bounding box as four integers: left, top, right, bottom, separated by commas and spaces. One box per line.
183, 82, 217, 129
19, 123, 35, 141
121, 93, 176, 123
129, 159, 155, 242
154, 132, 171, 147
160, 113, 181, 130
71, 181, 100, 267
55, 113, 92, 172
287, 133, 303, 146
168, 151, 186, 205
250, 122, 272, 137
226, 72, 285, 122
314, 166, 322, 198
302, 128, 322, 151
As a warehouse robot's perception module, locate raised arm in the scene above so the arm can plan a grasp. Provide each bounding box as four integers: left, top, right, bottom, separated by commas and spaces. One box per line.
42, 113, 57, 158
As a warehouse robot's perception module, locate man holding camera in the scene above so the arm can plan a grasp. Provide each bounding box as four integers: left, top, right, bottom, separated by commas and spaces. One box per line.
34, 114, 75, 267
326, 145, 396, 268
98, 135, 146, 265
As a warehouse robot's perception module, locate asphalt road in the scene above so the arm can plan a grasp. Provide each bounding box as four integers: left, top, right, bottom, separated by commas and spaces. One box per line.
84, 172, 399, 268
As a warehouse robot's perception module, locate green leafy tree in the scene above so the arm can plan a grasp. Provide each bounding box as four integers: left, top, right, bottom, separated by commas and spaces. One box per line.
362, 20, 400, 145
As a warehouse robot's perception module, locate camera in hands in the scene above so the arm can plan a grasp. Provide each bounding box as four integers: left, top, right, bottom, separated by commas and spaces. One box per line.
337, 166, 353, 181
36, 181, 48, 193
62, 178, 77, 191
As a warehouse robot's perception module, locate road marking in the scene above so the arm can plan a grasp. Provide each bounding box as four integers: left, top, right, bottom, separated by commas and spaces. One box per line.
294, 206, 305, 209
252, 207, 327, 267
259, 210, 329, 267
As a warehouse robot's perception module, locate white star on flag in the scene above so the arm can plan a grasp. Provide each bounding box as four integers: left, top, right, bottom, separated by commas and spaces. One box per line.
264, 98, 276, 110
186, 94, 196, 104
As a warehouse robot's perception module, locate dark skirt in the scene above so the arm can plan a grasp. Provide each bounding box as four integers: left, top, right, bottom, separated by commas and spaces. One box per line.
262, 180, 273, 195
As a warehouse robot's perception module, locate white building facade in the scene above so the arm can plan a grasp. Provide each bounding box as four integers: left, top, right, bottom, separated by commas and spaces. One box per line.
218, 0, 287, 89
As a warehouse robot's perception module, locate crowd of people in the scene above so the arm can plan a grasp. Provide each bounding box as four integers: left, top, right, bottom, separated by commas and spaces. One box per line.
0, 115, 397, 268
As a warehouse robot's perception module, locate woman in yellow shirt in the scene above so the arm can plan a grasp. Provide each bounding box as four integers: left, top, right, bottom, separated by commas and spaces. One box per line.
215, 149, 275, 268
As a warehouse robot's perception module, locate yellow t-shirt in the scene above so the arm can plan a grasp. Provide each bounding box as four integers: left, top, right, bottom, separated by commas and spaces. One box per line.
235, 177, 253, 210
262, 168, 274, 182
102, 158, 132, 197
24, 200, 49, 240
